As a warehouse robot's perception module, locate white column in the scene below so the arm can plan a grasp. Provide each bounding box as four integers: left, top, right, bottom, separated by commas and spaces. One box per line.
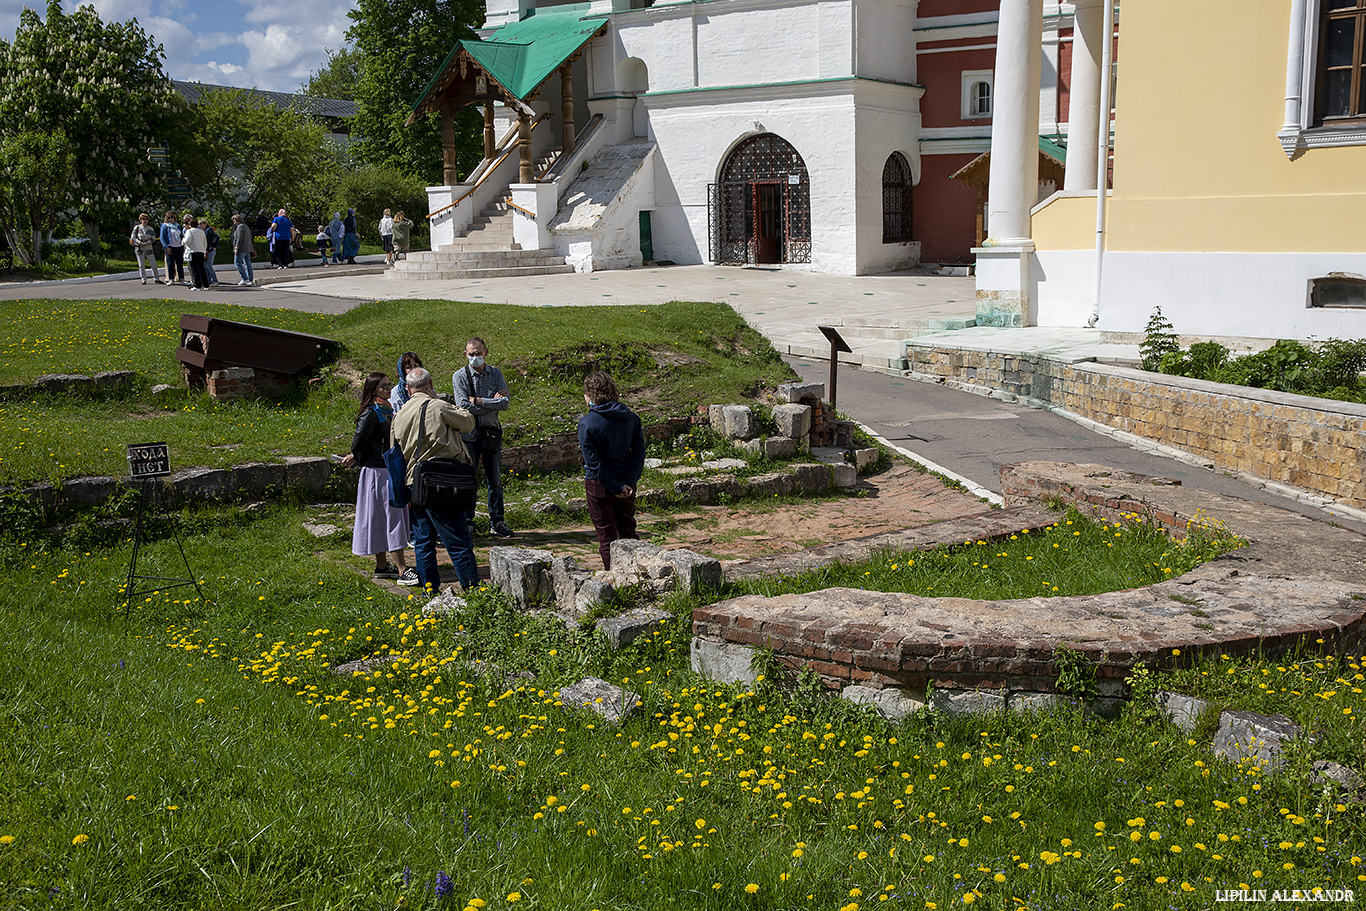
1064, 0, 1104, 192
985, 0, 1043, 244
975, 0, 1043, 328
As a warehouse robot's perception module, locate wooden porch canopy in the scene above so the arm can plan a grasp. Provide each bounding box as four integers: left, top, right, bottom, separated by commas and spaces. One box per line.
950, 138, 1068, 247
408, 6, 607, 184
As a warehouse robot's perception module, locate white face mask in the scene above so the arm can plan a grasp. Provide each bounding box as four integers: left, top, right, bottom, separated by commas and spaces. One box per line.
468, 355, 484, 369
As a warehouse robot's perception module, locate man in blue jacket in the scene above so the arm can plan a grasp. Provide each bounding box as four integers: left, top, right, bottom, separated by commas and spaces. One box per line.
578, 370, 646, 569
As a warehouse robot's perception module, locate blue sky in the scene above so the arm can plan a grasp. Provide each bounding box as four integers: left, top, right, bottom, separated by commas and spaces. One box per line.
0, 0, 359, 94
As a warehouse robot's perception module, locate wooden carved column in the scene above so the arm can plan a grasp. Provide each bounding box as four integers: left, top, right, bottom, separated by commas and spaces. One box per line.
441, 103, 458, 185
518, 111, 533, 183
483, 101, 496, 161
561, 64, 575, 156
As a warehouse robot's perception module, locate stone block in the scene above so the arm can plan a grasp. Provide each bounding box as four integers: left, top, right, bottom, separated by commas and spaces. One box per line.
722, 405, 755, 440
93, 370, 137, 392
150, 384, 175, 397
931, 688, 1006, 717
233, 462, 287, 496
489, 546, 555, 609
773, 403, 812, 439
574, 577, 615, 615
610, 538, 663, 575
302, 521, 339, 538
596, 607, 671, 649
764, 437, 797, 459
283, 456, 332, 495
842, 685, 925, 721
1311, 760, 1365, 798
810, 446, 845, 464
691, 637, 759, 684
1008, 692, 1081, 714
423, 588, 468, 618
854, 448, 880, 471
1082, 697, 1125, 720
707, 404, 726, 428
33, 374, 94, 394
831, 464, 858, 488
791, 463, 831, 494
674, 478, 714, 504
57, 476, 118, 510
777, 382, 824, 404
557, 676, 642, 725
170, 467, 236, 504
739, 439, 762, 455
1155, 690, 1211, 733
659, 549, 722, 593
1213, 710, 1306, 771
551, 555, 586, 613
748, 472, 795, 497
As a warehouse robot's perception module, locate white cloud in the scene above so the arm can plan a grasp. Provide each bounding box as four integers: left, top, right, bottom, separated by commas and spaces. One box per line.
235, 21, 351, 91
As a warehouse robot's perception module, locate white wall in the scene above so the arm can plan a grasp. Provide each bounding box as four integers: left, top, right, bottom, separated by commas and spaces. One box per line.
1035, 249, 1366, 339
854, 80, 923, 274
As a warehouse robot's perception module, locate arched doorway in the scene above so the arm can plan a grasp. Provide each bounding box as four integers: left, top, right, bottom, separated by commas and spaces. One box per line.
708, 133, 811, 265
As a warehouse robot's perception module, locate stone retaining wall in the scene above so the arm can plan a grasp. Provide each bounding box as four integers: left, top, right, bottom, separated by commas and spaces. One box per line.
905, 346, 1366, 510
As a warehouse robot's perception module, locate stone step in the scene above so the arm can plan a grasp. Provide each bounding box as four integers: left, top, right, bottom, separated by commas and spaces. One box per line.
395, 256, 569, 272
386, 264, 574, 281
407, 249, 558, 264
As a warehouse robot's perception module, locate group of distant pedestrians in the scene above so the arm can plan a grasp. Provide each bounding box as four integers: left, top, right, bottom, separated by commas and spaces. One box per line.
343, 337, 646, 595
131, 204, 413, 290
129, 210, 259, 288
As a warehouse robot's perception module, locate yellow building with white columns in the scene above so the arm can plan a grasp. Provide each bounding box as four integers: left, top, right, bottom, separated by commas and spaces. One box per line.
1019, 0, 1366, 339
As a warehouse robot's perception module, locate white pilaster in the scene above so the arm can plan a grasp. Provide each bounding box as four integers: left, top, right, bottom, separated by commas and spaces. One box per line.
976, 0, 1043, 327
1063, 0, 1103, 191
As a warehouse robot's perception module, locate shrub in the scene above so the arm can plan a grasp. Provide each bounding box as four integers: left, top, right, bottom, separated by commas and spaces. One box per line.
1139, 307, 1180, 372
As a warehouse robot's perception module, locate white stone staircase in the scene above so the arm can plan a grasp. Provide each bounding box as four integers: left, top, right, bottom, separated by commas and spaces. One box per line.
388, 155, 574, 281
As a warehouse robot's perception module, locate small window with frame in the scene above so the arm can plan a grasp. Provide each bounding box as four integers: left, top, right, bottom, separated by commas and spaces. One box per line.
1317, 0, 1366, 123
961, 70, 993, 120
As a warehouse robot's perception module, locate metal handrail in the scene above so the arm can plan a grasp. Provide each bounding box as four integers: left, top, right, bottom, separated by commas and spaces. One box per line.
464, 117, 536, 186
427, 115, 551, 220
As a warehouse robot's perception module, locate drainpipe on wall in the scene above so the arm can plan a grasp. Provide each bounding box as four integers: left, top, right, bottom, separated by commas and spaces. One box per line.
1089, 0, 1116, 328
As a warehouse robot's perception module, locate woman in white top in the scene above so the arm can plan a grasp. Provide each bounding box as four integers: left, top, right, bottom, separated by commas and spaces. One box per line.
379, 208, 395, 266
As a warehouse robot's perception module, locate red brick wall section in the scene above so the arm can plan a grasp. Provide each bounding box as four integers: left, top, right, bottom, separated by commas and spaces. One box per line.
915, 153, 981, 263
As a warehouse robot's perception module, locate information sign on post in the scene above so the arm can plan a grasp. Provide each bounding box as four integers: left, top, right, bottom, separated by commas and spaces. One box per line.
121, 441, 201, 617
817, 325, 853, 412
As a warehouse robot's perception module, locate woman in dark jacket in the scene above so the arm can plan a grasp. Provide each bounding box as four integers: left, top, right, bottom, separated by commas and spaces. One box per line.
342, 208, 360, 264
342, 372, 415, 584
577, 370, 646, 569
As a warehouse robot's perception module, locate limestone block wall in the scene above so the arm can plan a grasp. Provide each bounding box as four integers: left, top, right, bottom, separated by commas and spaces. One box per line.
906, 347, 1366, 510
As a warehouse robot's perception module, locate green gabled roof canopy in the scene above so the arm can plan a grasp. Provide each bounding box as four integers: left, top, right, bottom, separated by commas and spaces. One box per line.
949, 137, 1068, 189
408, 5, 607, 125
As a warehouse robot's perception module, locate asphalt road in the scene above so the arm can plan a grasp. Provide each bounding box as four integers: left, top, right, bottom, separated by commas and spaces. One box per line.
787, 356, 1366, 536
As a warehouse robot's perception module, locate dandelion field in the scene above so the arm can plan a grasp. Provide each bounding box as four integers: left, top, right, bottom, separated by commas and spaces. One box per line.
2, 504, 1363, 910
0, 298, 793, 484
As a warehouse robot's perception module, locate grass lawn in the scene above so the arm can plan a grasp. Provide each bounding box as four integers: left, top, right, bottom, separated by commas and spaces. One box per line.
1, 505, 1361, 910
0, 298, 794, 484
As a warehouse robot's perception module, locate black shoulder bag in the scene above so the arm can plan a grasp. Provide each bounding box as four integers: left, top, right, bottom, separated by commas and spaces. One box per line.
410, 399, 477, 512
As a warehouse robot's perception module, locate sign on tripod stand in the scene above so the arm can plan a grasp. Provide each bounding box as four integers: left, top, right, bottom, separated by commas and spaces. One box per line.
122, 442, 203, 618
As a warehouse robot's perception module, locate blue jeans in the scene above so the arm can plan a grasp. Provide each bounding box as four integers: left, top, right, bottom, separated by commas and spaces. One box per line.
411, 504, 478, 593
469, 441, 504, 525
235, 252, 254, 282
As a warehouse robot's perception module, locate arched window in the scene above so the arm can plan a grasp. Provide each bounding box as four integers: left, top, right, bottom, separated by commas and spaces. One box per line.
882, 152, 914, 244
708, 133, 811, 264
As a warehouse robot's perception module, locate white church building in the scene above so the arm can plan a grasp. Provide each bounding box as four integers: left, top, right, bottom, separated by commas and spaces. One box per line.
399, 0, 924, 277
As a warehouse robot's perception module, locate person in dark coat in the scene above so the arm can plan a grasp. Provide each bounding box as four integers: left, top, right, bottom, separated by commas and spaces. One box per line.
577, 370, 646, 570
341, 372, 414, 584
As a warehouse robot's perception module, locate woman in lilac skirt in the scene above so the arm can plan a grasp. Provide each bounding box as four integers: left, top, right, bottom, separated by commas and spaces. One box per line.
341, 372, 416, 585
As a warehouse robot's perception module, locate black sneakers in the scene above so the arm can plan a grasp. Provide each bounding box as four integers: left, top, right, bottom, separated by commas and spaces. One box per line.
492, 521, 514, 539
373, 563, 400, 579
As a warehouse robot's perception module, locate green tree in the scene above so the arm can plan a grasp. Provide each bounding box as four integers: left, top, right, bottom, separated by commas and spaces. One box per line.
346, 0, 484, 184
0, 0, 178, 253
174, 87, 341, 224
301, 46, 362, 101
328, 162, 429, 236
0, 130, 74, 265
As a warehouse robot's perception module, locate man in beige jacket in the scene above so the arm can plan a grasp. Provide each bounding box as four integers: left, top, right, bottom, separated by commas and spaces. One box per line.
392, 367, 479, 592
